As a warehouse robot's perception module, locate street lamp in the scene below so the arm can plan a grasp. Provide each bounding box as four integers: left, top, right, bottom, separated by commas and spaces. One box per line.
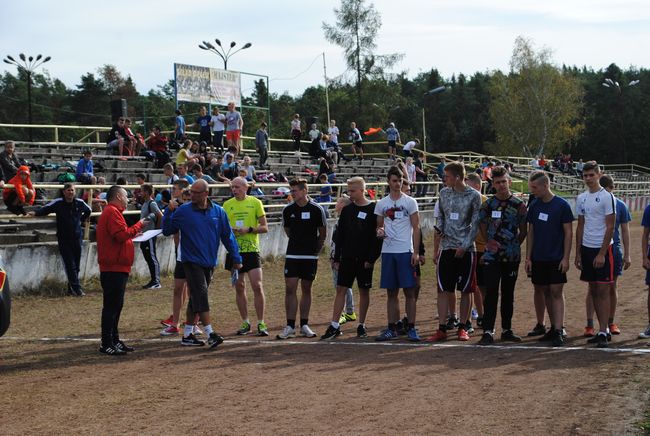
601, 77, 640, 163
421, 86, 447, 153
198, 39, 252, 70
3, 53, 52, 141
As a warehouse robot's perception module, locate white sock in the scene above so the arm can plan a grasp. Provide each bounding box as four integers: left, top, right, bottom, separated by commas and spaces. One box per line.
183, 324, 193, 337
331, 321, 340, 329
203, 324, 214, 335
243, 318, 250, 325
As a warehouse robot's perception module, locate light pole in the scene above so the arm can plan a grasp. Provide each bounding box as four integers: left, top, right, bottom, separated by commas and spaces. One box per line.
198, 39, 252, 70
3, 53, 51, 141
422, 86, 447, 154
602, 78, 640, 164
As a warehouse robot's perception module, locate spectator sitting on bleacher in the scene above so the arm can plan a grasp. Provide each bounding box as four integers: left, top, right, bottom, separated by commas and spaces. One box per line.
106, 118, 126, 158
163, 163, 179, 185
145, 126, 170, 168
82, 176, 108, 216
189, 141, 206, 169
0, 140, 23, 181
241, 155, 256, 180
207, 156, 229, 183
75, 149, 96, 185
222, 153, 238, 180
318, 156, 336, 183
176, 140, 198, 170
132, 174, 146, 208
124, 118, 144, 156
192, 164, 217, 184
3, 165, 35, 215
177, 163, 195, 184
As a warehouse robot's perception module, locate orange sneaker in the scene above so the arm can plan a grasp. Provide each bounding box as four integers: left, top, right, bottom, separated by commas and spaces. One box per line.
458, 328, 470, 341
583, 326, 595, 337
425, 330, 447, 342
609, 323, 621, 335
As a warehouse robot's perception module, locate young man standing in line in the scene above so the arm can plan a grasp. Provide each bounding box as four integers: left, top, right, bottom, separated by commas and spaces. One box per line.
139, 184, 163, 289
583, 175, 630, 336
428, 162, 481, 342
639, 204, 650, 340
276, 179, 327, 339
224, 177, 269, 337
477, 166, 528, 345
321, 177, 382, 340
374, 167, 421, 341
525, 171, 574, 347
575, 161, 616, 348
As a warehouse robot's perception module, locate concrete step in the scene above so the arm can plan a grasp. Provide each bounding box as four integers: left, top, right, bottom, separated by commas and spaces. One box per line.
0, 233, 38, 245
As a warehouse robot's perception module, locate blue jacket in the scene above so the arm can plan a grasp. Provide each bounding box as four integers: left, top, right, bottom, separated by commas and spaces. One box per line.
35, 197, 91, 240
162, 200, 241, 267
75, 158, 93, 179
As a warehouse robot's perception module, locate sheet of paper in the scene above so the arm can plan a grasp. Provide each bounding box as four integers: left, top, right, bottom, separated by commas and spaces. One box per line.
132, 229, 163, 242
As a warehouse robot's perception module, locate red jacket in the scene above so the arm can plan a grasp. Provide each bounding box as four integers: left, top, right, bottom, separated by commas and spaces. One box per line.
96, 203, 143, 273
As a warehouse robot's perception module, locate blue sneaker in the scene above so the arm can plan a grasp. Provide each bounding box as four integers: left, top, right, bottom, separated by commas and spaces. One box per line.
407, 327, 421, 342
375, 328, 398, 341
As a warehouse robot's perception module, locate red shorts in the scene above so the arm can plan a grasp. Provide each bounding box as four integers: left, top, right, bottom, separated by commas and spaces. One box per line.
226, 130, 241, 143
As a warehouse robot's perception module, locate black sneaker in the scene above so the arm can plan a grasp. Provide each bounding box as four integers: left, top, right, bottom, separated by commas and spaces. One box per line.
99, 344, 127, 356
538, 329, 554, 342
551, 330, 564, 347
478, 332, 494, 346
527, 323, 546, 337
114, 340, 135, 352
357, 324, 368, 338
396, 320, 407, 336
208, 333, 224, 349
465, 321, 475, 334
476, 317, 484, 328
595, 333, 608, 348
501, 329, 522, 342
446, 317, 459, 331
181, 334, 205, 346
320, 325, 341, 341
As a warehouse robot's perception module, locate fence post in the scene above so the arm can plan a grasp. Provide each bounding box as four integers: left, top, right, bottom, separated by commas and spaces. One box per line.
54, 127, 59, 143
83, 187, 92, 240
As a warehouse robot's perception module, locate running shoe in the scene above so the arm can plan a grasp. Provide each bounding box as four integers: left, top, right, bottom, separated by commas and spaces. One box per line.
396, 320, 407, 336
527, 323, 546, 337
300, 325, 317, 338
193, 325, 203, 336
208, 333, 224, 349
161, 315, 174, 327
114, 340, 135, 353
357, 324, 368, 338
407, 327, 421, 342
338, 312, 357, 325
591, 332, 608, 348
471, 309, 479, 320
161, 325, 179, 336
276, 326, 296, 340
638, 325, 650, 339
561, 327, 568, 338
551, 330, 564, 347
538, 329, 554, 342
236, 321, 251, 336
478, 332, 494, 346
375, 328, 398, 341
476, 317, 484, 328
583, 326, 595, 337
425, 330, 447, 342
99, 344, 127, 356
181, 334, 205, 346
457, 328, 470, 341
257, 322, 269, 337
446, 317, 459, 331
320, 325, 342, 341
465, 322, 475, 334
609, 323, 621, 335
501, 330, 522, 342
142, 282, 162, 289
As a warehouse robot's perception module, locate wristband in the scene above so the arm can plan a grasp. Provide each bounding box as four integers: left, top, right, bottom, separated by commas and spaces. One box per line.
248, 226, 254, 234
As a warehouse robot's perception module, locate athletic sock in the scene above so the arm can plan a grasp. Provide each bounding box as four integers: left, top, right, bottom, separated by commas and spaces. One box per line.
287, 319, 296, 329
439, 324, 447, 332
587, 319, 594, 328
203, 324, 214, 335
183, 324, 193, 337
300, 318, 309, 327
243, 318, 250, 325
331, 321, 340, 329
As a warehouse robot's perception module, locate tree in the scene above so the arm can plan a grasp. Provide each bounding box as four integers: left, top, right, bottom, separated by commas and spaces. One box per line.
323, 0, 402, 117
489, 36, 584, 157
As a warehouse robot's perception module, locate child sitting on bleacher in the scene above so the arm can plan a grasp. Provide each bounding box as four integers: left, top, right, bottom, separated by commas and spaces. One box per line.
3, 165, 35, 215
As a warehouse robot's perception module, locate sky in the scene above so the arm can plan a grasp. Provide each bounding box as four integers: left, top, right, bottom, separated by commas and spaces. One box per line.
2, 0, 649, 98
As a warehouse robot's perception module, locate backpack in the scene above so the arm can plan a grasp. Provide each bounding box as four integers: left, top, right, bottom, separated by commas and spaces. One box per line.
57, 172, 76, 183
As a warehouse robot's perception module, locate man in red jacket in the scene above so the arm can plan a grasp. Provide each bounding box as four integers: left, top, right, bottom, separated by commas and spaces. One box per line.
97, 185, 149, 356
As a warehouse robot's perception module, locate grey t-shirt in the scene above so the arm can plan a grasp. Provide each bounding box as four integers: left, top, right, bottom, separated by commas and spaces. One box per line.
226, 111, 242, 131
140, 199, 161, 232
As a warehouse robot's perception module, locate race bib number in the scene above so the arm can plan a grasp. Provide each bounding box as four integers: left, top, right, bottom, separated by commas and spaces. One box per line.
394, 211, 404, 219
357, 211, 367, 219
301, 212, 310, 219
491, 211, 502, 219
235, 220, 244, 228
538, 212, 548, 222
450, 212, 459, 220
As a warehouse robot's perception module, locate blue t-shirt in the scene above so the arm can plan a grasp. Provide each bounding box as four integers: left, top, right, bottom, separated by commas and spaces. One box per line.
613, 198, 631, 250
176, 115, 185, 135
180, 174, 195, 184
527, 195, 575, 262
386, 127, 399, 141
196, 115, 211, 134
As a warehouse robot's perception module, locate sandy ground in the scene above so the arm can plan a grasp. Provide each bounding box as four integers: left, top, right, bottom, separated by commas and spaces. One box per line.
1, 222, 649, 435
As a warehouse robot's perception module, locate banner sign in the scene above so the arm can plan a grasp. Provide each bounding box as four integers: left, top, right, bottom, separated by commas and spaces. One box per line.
174, 63, 241, 107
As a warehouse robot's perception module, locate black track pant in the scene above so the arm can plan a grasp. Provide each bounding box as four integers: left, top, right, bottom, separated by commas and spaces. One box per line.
482, 262, 519, 332
100, 272, 129, 347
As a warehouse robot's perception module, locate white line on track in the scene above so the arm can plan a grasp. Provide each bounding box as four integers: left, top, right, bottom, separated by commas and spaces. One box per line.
2, 336, 650, 354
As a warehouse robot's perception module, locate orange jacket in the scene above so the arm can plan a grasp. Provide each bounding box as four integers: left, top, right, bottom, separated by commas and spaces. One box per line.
96, 203, 143, 273
3, 169, 34, 205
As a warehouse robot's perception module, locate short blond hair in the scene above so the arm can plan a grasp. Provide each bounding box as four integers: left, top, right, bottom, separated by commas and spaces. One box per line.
346, 176, 366, 190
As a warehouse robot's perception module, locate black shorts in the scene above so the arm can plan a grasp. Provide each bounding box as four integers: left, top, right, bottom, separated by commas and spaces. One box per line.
531, 261, 567, 285
182, 262, 214, 313
387, 140, 396, 149
173, 261, 186, 279
353, 141, 363, 150
436, 249, 476, 293
284, 258, 318, 281
474, 252, 485, 288
225, 252, 261, 273
580, 246, 614, 284
337, 258, 373, 289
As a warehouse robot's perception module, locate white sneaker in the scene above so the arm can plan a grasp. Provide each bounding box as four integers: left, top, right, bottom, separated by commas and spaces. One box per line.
276, 325, 296, 340
300, 324, 317, 338
639, 325, 650, 339
193, 325, 203, 336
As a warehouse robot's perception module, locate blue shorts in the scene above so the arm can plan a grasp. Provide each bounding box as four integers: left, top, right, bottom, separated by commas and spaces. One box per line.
612, 248, 623, 277
380, 252, 416, 289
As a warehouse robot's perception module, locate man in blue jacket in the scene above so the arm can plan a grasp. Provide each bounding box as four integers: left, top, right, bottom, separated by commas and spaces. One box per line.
162, 179, 242, 348
29, 183, 91, 296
